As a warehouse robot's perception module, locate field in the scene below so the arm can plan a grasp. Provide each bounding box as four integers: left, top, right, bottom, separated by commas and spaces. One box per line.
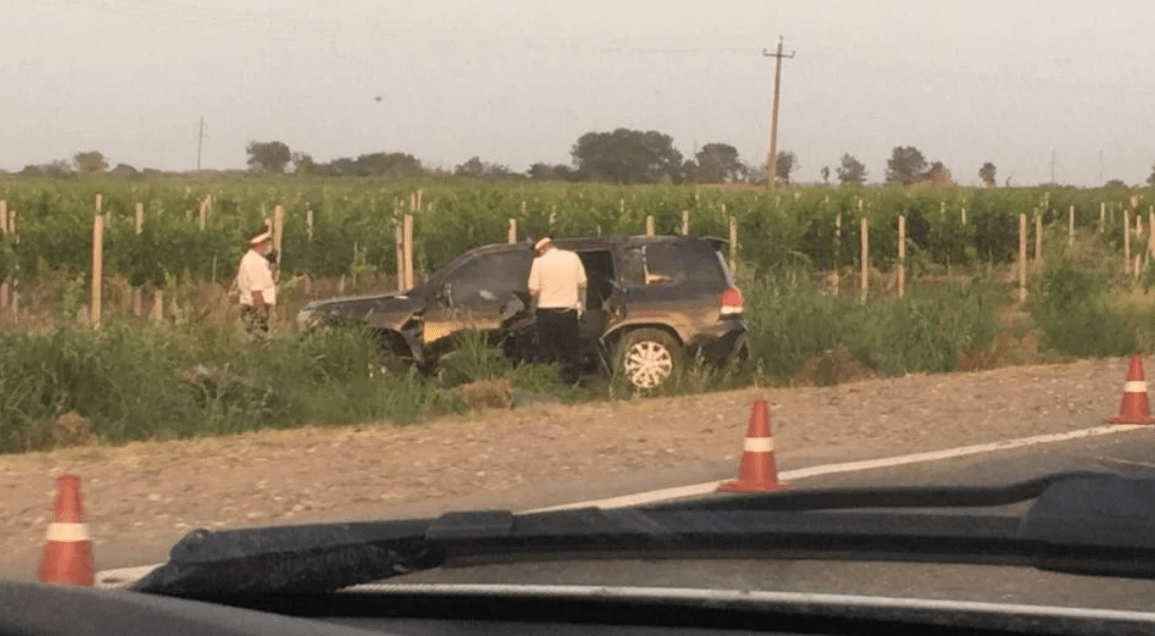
0, 178, 1149, 294
2, 176, 1155, 455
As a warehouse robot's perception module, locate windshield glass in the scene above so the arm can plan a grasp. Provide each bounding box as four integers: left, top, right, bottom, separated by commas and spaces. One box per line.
6, 0, 1155, 622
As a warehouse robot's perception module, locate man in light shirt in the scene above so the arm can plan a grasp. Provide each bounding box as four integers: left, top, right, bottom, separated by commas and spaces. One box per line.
527, 236, 587, 386
236, 227, 277, 341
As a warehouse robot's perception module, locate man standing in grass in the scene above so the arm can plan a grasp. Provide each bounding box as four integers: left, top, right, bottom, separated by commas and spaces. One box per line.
236, 227, 277, 341
528, 236, 587, 386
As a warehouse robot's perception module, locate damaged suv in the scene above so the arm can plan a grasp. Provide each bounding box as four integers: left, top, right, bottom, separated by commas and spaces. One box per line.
295, 235, 748, 390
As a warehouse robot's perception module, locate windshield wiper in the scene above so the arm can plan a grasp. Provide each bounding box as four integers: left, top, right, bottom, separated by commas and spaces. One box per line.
132, 471, 1155, 601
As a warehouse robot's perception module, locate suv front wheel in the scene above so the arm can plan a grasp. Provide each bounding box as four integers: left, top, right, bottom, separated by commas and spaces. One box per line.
617, 328, 681, 390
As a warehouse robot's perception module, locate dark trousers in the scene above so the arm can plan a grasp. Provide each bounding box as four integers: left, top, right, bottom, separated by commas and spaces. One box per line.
536, 308, 581, 385
241, 305, 270, 341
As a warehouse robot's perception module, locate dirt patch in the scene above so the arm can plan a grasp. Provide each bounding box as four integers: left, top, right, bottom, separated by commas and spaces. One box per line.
0, 358, 1138, 563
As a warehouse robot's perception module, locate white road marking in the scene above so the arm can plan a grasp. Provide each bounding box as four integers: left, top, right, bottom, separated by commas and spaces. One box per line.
525, 423, 1149, 513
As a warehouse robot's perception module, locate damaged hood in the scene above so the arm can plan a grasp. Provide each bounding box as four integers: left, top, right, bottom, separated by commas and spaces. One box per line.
297, 290, 426, 331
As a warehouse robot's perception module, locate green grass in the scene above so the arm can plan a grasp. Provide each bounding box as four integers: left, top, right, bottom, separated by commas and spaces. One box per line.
12, 253, 1155, 453
743, 270, 1004, 382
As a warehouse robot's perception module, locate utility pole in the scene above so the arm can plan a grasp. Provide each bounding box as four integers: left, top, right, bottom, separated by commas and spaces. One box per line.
196, 116, 205, 171
763, 35, 795, 188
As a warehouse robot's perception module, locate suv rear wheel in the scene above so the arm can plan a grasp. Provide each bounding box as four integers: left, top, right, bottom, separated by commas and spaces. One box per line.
617, 328, 681, 390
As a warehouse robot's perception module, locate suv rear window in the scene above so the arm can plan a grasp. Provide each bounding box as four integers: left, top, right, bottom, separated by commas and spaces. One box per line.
641, 240, 729, 290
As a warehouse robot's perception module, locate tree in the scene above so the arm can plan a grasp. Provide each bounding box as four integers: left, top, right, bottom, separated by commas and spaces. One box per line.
527, 162, 580, 181
312, 152, 424, 177
694, 142, 746, 183
1147, 162, 1155, 187
245, 141, 292, 174
775, 150, 797, 185
885, 146, 928, 185
820, 165, 831, 185
292, 153, 316, 176
73, 151, 108, 174
836, 153, 867, 186
979, 161, 997, 188
925, 161, 953, 186
454, 156, 515, 179
1106, 179, 1128, 188
571, 128, 683, 184
109, 163, 139, 178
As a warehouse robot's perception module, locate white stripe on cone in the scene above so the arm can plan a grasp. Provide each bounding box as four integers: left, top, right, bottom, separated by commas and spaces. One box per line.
1124, 381, 1148, 392
45, 522, 90, 543
743, 437, 774, 452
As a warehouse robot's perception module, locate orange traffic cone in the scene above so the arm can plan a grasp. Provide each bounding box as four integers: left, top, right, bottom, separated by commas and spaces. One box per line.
718, 399, 790, 493
1108, 355, 1155, 425
37, 475, 94, 586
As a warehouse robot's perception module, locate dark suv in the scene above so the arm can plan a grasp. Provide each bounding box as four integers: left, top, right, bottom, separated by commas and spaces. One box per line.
295, 235, 748, 390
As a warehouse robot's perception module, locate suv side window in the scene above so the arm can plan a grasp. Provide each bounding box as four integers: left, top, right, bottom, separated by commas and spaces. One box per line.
444, 249, 533, 307
618, 246, 647, 288
641, 241, 727, 289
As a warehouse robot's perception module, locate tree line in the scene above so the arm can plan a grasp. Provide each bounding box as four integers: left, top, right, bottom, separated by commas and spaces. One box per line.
13, 131, 1155, 188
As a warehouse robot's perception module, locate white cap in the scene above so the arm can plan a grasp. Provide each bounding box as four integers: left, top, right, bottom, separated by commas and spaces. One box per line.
534, 237, 551, 251
248, 230, 272, 245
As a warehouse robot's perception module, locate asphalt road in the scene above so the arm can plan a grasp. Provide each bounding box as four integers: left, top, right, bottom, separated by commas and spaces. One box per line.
393, 424, 1155, 612
10, 421, 1155, 615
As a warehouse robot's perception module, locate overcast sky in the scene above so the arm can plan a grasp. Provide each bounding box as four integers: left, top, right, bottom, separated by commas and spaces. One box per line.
5, 0, 1155, 186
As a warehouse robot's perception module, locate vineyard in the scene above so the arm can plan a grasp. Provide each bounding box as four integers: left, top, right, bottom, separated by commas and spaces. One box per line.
1, 178, 1151, 303
4, 176, 1155, 452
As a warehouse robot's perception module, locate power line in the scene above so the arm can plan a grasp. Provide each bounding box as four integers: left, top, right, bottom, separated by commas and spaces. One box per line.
763, 35, 795, 188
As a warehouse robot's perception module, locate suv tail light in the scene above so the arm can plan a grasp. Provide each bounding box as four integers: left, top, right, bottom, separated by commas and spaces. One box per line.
720, 287, 743, 317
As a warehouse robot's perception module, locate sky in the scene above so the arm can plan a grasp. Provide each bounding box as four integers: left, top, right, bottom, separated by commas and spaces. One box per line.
5, 0, 1155, 187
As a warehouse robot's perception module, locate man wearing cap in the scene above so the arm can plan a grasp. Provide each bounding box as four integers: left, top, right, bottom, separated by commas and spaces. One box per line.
236, 228, 277, 340
527, 236, 587, 386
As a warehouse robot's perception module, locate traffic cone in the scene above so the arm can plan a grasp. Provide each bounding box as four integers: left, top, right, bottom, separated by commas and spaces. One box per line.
36, 475, 94, 586
1108, 355, 1155, 425
718, 399, 790, 493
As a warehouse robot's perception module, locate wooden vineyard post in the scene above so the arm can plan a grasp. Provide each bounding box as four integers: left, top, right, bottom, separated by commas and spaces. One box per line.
306, 209, 314, 241
395, 216, 405, 292
961, 206, 967, 225
681, 210, 690, 235
1100, 202, 1105, 233
860, 217, 869, 303
834, 211, 843, 291
897, 215, 906, 300
198, 197, 208, 230
91, 214, 104, 327
645, 215, 655, 237
1034, 211, 1043, 271
1148, 210, 1155, 263
549, 205, 557, 230
1125, 209, 1131, 276
133, 203, 144, 317
272, 205, 285, 284
0, 200, 7, 311
9, 210, 18, 319
1068, 205, 1075, 247
403, 214, 414, 290
728, 216, 738, 276
508, 218, 517, 244
1018, 214, 1027, 303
